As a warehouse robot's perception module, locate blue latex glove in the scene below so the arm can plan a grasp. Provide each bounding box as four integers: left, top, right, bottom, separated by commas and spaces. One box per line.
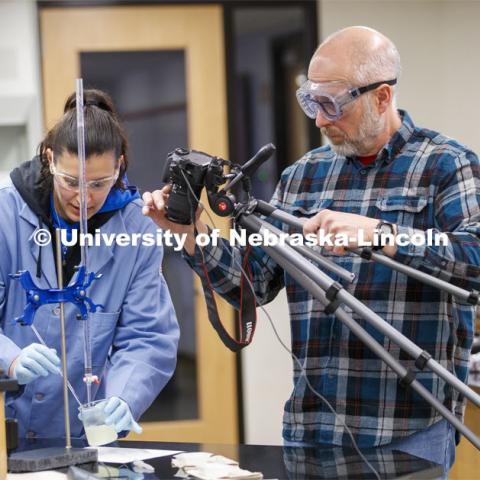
104, 397, 143, 434
13, 343, 61, 385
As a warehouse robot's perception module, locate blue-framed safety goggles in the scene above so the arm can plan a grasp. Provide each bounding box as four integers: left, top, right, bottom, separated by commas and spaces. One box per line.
296, 78, 397, 121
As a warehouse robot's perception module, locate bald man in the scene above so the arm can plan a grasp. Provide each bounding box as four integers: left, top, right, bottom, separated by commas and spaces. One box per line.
144, 26, 480, 477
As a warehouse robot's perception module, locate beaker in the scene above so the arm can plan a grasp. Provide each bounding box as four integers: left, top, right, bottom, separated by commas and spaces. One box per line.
79, 399, 118, 446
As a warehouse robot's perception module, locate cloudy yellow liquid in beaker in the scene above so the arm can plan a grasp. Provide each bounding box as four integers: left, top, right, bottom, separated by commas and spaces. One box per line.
84, 424, 117, 446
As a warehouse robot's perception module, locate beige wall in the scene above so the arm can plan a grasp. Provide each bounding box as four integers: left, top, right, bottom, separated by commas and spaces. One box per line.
242, 291, 293, 445
320, 0, 480, 153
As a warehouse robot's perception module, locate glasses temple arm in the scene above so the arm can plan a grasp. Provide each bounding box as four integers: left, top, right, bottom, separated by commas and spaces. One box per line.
351, 79, 397, 98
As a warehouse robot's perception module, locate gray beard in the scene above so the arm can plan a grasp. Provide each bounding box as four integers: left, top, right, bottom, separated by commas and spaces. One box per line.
323, 102, 386, 157
327, 138, 362, 157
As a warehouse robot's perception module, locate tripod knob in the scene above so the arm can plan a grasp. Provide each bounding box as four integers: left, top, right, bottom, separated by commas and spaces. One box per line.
209, 193, 235, 216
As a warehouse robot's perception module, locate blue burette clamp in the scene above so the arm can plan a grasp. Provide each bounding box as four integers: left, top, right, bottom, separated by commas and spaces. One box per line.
9, 265, 103, 326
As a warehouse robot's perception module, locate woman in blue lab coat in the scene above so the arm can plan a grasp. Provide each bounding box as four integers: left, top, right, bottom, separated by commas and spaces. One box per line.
0, 89, 179, 439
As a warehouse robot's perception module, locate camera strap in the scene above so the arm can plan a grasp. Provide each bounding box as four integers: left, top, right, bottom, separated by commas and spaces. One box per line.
198, 246, 257, 352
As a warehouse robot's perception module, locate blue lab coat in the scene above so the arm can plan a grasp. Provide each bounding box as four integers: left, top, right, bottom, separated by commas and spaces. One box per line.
0, 160, 179, 439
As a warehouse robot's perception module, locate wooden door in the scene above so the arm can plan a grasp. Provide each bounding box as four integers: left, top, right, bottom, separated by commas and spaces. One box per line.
40, 4, 237, 443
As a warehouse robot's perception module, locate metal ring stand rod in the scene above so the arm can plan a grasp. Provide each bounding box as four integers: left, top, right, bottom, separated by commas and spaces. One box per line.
55, 229, 71, 449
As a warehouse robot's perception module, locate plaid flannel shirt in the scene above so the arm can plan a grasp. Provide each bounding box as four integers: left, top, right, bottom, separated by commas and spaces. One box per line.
184, 110, 480, 447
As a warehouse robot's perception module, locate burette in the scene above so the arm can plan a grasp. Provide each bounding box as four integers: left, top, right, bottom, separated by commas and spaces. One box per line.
76, 79, 97, 405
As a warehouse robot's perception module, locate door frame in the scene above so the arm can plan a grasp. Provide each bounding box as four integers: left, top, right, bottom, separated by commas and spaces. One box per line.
40, 4, 238, 443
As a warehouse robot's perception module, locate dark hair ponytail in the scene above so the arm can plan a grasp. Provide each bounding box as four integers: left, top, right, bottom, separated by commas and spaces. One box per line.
38, 89, 129, 190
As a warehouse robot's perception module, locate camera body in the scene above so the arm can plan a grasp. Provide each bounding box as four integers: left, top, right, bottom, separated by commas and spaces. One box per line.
165, 148, 225, 225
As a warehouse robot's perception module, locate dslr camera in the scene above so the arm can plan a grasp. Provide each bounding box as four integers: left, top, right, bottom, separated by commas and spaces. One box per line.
164, 148, 227, 225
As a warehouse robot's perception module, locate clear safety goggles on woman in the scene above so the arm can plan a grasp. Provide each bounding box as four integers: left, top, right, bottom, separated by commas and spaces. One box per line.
296, 78, 397, 121
50, 161, 119, 193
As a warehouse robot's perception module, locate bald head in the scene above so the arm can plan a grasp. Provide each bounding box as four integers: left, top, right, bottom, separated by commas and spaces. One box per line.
309, 26, 401, 86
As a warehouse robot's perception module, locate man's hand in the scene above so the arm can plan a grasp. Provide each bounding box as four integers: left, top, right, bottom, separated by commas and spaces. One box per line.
11, 343, 61, 385
303, 209, 397, 256
142, 185, 207, 255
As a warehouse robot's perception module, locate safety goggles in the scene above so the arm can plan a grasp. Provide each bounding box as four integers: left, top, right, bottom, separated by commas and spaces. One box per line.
296, 78, 397, 121
50, 162, 119, 192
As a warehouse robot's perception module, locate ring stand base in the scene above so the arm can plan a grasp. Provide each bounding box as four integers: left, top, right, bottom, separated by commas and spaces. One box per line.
8, 446, 97, 472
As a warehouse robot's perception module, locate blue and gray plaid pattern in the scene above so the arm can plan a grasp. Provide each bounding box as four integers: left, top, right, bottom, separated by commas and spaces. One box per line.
184, 110, 480, 447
